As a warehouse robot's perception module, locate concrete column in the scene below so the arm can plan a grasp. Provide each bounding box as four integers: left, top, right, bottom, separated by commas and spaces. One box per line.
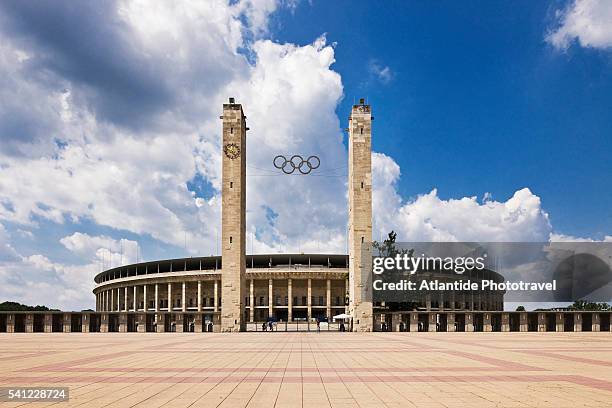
156, 313, 165, 333
25, 314, 33, 333
593, 313, 600, 332
63, 313, 71, 333
268, 279, 273, 317
249, 279, 254, 322
447, 313, 455, 332
502, 313, 510, 332
214, 280, 219, 312
182, 282, 186, 312
137, 313, 145, 333
520, 312, 528, 332
124, 287, 128, 311
82, 314, 89, 333
168, 283, 172, 311
307, 278, 312, 320
197, 281, 202, 312
154, 284, 159, 312
117, 287, 120, 311
538, 312, 546, 332
484, 313, 492, 332
287, 278, 293, 322
133, 285, 137, 311
465, 313, 474, 332
410, 312, 418, 332
143, 285, 148, 312
111, 289, 115, 312
326, 279, 331, 320
100, 313, 108, 333
556, 313, 564, 332
574, 313, 582, 332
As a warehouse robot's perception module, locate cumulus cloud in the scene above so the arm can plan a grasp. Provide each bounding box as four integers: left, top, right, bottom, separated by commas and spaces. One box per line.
547, 0, 612, 50
371, 154, 553, 243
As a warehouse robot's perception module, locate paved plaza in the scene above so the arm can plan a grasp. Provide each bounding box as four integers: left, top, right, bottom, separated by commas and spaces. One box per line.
0, 332, 611, 407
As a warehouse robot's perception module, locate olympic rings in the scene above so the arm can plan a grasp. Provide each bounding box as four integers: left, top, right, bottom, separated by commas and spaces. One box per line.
273, 154, 320, 174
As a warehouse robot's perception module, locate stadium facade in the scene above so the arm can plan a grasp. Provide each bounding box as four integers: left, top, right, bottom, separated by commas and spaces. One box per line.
1, 99, 608, 334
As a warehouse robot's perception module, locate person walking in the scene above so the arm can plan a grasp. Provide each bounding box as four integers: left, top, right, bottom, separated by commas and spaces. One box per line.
316, 319, 320, 333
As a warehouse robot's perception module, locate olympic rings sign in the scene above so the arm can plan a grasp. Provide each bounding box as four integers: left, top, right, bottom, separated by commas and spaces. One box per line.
273, 155, 320, 174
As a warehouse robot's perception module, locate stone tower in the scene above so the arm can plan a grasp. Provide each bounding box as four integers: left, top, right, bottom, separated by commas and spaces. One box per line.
220, 98, 247, 332
348, 98, 373, 331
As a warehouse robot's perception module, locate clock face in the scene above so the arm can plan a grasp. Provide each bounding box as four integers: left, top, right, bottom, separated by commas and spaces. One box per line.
224, 143, 240, 159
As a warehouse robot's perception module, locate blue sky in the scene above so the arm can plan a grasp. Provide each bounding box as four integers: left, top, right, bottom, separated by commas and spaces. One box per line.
273, 1, 612, 239
0, 0, 611, 309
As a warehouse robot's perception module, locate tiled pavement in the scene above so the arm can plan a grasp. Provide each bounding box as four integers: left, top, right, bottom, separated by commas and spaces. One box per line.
0, 332, 611, 407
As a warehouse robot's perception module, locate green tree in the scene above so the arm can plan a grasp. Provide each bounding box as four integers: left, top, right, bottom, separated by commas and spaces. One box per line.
515, 305, 526, 311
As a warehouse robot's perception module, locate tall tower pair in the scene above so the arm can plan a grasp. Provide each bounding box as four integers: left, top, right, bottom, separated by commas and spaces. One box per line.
219, 98, 373, 332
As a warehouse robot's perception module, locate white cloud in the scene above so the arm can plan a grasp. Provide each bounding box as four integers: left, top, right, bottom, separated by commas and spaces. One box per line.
372, 154, 553, 243
547, 0, 612, 50
368, 60, 394, 84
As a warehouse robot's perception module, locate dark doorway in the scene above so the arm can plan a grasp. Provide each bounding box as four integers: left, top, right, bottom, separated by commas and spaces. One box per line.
564, 313, 574, 332
89, 314, 101, 332
491, 314, 502, 332
127, 314, 137, 332
108, 314, 119, 332
164, 314, 173, 332
601, 313, 610, 332
33, 314, 45, 332
0, 315, 6, 332
183, 315, 195, 332
146, 314, 156, 332
14, 314, 26, 332
546, 314, 556, 332
455, 313, 465, 332
582, 313, 592, 332
474, 314, 484, 332
509, 314, 520, 332
71, 314, 82, 332
438, 314, 447, 332
528, 314, 538, 332
418, 314, 429, 332
52, 314, 63, 332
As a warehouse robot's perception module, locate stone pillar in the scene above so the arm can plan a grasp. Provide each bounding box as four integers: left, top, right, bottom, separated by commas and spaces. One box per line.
111, 289, 114, 312
447, 313, 455, 332
391, 314, 401, 332
137, 313, 145, 333
249, 279, 254, 322
220, 98, 247, 332
44, 314, 52, 333
25, 314, 33, 333
538, 312, 546, 332
348, 99, 373, 331
100, 313, 109, 333
63, 313, 71, 333
197, 281, 202, 312
307, 278, 312, 320
182, 282, 186, 312
593, 313, 600, 332
429, 313, 437, 332
156, 313, 165, 333
502, 313, 510, 332
124, 287, 128, 311
465, 313, 474, 332
484, 313, 492, 332
287, 278, 293, 322
82, 313, 89, 333
155, 284, 159, 312
117, 287, 120, 311
326, 279, 331, 320
194, 313, 203, 333
268, 279, 273, 318
214, 280, 219, 312
556, 313, 564, 332
410, 312, 418, 332
119, 313, 127, 333
168, 283, 172, 311
143, 285, 148, 312
175, 313, 184, 333
133, 285, 137, 311
574, 313, 582, 332
520, 312, 528, 332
